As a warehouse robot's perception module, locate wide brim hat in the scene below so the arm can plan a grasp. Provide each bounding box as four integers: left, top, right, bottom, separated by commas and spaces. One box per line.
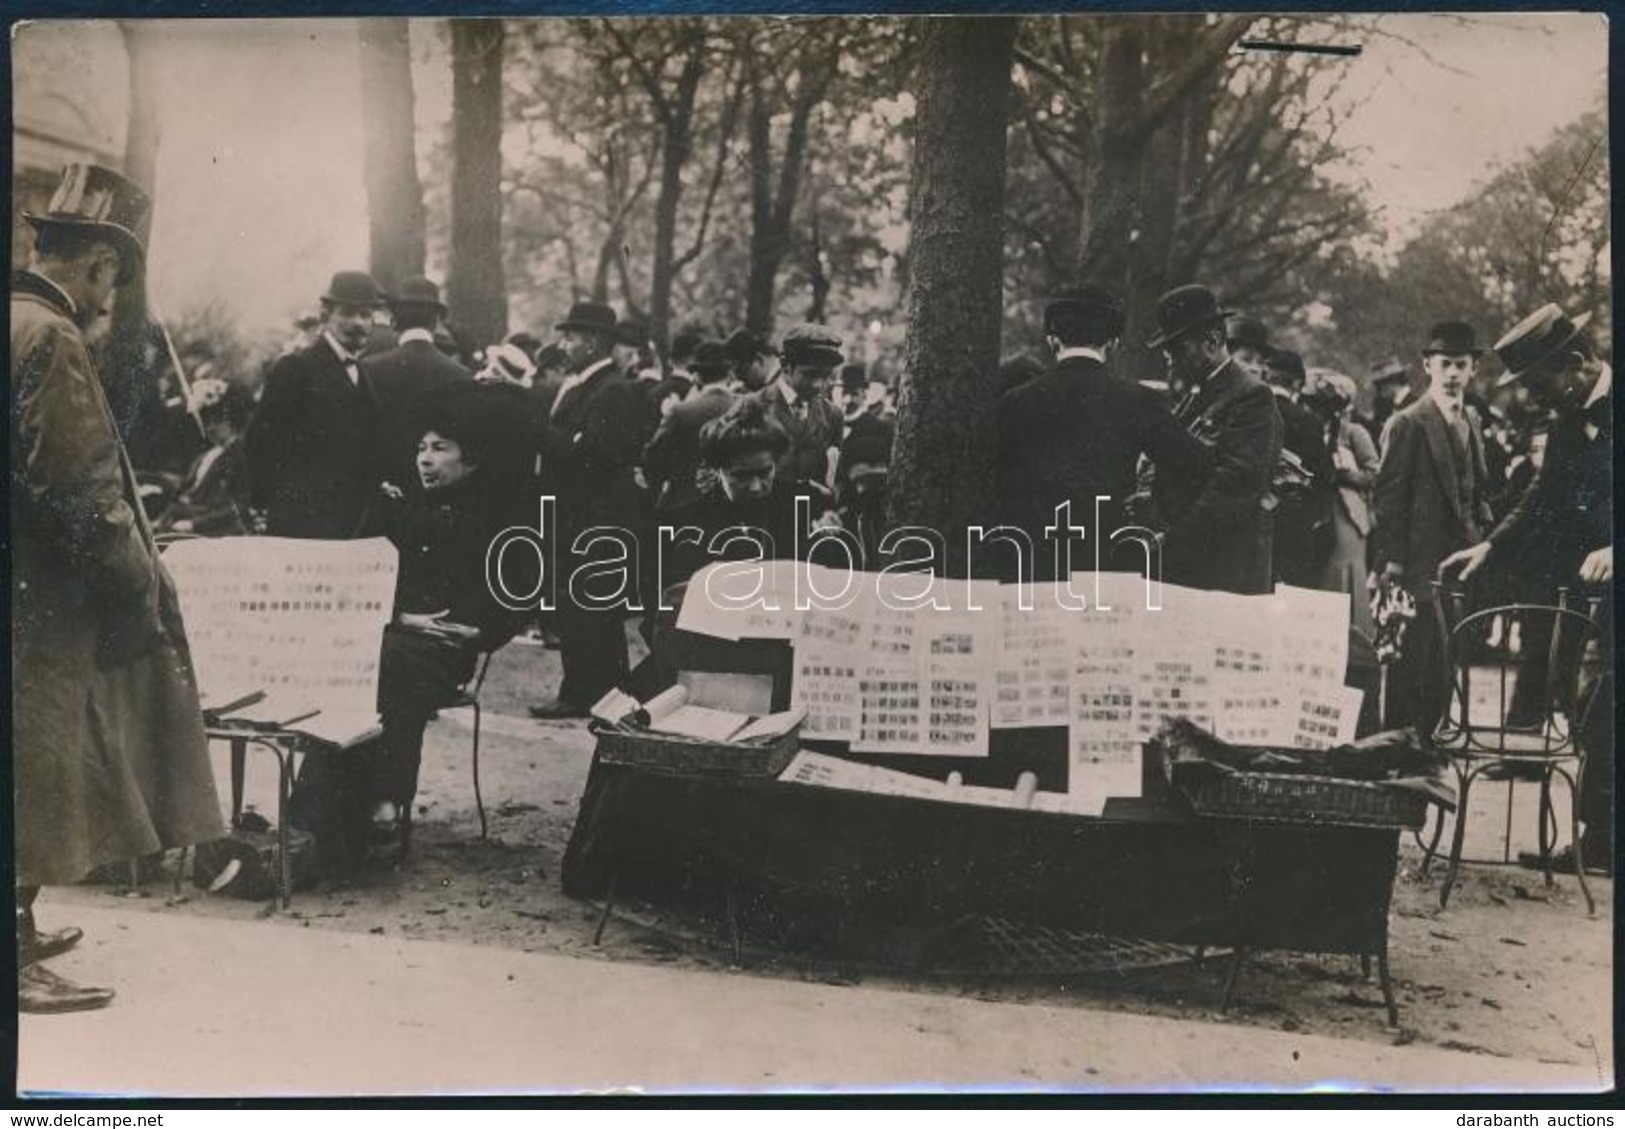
388, 275, 448, 313
24, 163, 151, 285
1420, 321, 1483, 358
1493, 304, 1594, 388
321, 270, 387, 308
555, 300, 619, 337
1146, 284, 1234, 350
723, 329, 776, 363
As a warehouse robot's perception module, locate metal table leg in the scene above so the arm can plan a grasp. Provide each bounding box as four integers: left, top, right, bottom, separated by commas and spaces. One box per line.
1378, 948, 1399, 1028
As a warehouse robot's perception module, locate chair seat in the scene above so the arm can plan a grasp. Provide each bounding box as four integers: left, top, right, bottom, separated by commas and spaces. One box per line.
1437, 730, 1579, 759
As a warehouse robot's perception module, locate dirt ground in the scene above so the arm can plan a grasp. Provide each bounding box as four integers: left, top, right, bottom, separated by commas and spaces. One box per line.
56, 633, 1614, 1080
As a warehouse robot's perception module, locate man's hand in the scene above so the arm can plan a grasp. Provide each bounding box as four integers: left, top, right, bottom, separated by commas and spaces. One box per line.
1438, 541, 1492, 581
1579, 546, 1613, 584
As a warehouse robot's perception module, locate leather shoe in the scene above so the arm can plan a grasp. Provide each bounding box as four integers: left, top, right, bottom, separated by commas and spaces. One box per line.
19, 925, 83, 969
19, 963, 114, 1014
528, 698, 589, 721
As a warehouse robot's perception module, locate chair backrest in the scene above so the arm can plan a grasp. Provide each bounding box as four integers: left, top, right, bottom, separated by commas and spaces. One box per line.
1430, 582, 1601, 758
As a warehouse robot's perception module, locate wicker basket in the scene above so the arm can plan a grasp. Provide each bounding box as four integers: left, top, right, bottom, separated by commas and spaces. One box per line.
1172, 763, 1428, 830
592, 724, 800, 777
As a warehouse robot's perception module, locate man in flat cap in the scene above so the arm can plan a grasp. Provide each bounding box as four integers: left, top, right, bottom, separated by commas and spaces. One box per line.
1372, 320, 1494, 735
531, 301, 652, 719
748, 323, 846, 493
246, 270, 390, 537
363, 275, 472, 493
1144, 284, 1282, 594
12, 163, 223, 1012
1442, 303, 1613, 875
998, 284, 1206, 581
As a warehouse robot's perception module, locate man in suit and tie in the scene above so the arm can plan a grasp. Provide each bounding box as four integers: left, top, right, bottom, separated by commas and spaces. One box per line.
363, 276, 470, 492
1146, 285, 1283, 595
245, 270, 388, 538
749, 323, 845, 493
530, 301, 654, 719
1372, 320, 1494, 735
997, 285, 1206, 582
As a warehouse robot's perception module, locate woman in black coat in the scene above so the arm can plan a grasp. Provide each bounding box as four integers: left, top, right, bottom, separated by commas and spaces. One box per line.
361, 386, 534, 845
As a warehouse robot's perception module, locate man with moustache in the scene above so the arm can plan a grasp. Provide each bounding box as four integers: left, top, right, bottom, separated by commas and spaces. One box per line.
12, 164, 223, 1011
1371, 320, 1494, 735
530, 301, 652, 720
1145, 285, 1282, 595
245, 270, 389, 537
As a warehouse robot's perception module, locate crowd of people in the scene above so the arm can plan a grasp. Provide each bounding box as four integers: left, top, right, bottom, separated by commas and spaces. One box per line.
11, 162, 1614, 1016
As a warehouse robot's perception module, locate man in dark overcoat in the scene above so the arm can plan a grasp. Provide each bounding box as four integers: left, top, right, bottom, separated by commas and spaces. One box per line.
1146, 285, 1282, 595
997, 285, 1207, 582
12, 164, 223, 1012
363, 275, 470, 492
1371, 321, 1494, 735
643, 340, 737, 512
530, 301, 654, 719
245, 270, 388, 538
1442, 304, 1614, 874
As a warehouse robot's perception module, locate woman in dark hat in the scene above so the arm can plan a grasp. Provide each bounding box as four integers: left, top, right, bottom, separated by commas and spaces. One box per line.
353, 385, 535, 853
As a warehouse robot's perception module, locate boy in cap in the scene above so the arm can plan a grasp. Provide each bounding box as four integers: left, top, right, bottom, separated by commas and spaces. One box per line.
748, 323, 846, 491
1371, 321, 1494, 735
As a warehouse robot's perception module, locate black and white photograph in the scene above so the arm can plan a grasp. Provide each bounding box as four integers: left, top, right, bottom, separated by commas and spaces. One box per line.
8, 11, 1614, 1100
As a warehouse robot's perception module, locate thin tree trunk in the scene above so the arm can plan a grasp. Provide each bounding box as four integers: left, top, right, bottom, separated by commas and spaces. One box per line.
359, 18, 427, 292
106, 21, 167, 459
888, 16, 1016, 542
448, 18, 507, 346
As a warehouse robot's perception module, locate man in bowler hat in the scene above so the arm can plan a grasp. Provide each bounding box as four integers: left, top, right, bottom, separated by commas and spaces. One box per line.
12, 164, 223, 1011
1144, 284, 1282, 594
1442, 304, 1614, 875
998, 284, 1207, 582
363, 275, 472, 492
246, 270, 390, 537
1371, 320, 1494, 735
530, 301, 652, 719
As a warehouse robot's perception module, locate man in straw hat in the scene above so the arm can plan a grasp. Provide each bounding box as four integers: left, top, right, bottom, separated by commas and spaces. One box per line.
1143, 284, 1282, 594
1441, 303, 1613, 875
1371, 320, 1495, 735
245, 268, 390, 537
364, 275, 471, 493
12, 163, 224, 1012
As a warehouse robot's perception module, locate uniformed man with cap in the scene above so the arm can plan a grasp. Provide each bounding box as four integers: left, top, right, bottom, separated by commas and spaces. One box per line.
1441, 303, 1614, 876
13, 163, 224, 1011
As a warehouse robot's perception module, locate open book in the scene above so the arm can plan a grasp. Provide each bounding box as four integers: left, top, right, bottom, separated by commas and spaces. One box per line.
591, 686, 806, 745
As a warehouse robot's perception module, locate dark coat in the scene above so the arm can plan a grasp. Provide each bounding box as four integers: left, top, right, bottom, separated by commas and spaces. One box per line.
1371, 394, 1493, 599
10, 271, 223, 886
1272, 389, 1338, 586
155, 436, 250, 537
1154, 359, 1283, 595
542, 357, 656, 534
361, 337, 471, 490
643, 384, 738, 511
750, 378, 844, 489
997, 354, 1208, 578
245, 336, 384, 538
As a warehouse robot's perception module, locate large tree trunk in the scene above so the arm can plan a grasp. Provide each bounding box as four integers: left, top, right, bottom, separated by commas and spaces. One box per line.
887, 16, 1016, 542
448, 18, 507, 346
106, 21, 170, 464
646, 45, 704, 350
359, 18, 427, 292
1076, 22, 1144, 299
742, 92, 782, 338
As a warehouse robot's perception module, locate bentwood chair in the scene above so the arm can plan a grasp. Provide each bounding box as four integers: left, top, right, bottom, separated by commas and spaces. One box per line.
1419, 583, 1602, 914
